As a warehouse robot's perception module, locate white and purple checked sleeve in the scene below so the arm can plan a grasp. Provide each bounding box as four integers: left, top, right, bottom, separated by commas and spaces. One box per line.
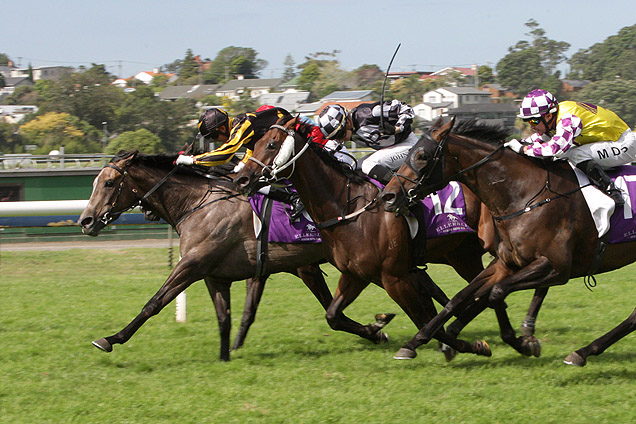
522, 113, 583, 158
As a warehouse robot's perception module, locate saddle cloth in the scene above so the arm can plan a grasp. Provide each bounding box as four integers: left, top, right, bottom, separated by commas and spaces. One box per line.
250, 194, 321, 243
572, 163, 636, 243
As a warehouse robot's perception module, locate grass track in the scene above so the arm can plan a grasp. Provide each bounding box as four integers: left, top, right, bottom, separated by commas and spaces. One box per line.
1, 247, 636, 423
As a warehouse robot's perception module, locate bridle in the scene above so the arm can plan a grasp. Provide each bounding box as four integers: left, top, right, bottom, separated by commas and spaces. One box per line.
247, 123, 310, 183
391, 129, 505, 206
98, 160, 178, 226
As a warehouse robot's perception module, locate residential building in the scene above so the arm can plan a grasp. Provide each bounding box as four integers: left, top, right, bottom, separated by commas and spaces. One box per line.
0, 76, 34, 102
480, 84, 518, 103
10, 65, 71, 81
320, 90, 375, 102
446, 103, 518, 130
215, 77, 283, 100
158, 84, 220, 101
423, 87, 492, 108
0, 105, 39, 124
257, 91, 310, 113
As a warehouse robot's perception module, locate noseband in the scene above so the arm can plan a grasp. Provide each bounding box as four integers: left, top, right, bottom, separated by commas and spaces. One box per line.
248, 123, 311, 183
99, 160, 178, 226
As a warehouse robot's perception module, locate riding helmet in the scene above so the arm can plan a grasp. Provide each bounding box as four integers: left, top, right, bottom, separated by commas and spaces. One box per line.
198, 108, 229, 138
518, 89, 558, 119
318, 104, 348, 139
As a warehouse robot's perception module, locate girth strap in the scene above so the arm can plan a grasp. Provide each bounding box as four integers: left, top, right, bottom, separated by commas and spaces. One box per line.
255, 196, 273, 278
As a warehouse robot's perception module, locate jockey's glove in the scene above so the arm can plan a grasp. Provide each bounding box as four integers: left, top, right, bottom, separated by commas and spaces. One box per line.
175, 155, 194, 165
504, 139, 525, 154
232, 161, 245, 173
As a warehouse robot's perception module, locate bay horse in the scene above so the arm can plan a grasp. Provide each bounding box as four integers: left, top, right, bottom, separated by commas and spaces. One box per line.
234, 115, 499, 360
79, 151, 394, 361
382, 117, 636, 366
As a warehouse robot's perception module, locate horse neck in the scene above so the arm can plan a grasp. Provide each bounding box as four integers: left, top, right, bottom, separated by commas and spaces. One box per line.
447, 136, 545, 218
287, 144, 372, 223
129, 165, 209, 227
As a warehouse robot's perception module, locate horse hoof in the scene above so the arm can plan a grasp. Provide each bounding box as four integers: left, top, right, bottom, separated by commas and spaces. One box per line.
528, 338, 542, 357
474, 340, 492, 357
374, 331, 390, 344
375, 313, 396, 327
439, 343, 457, 362
393, 347, 417, 360
564, 352, 586, 367
92, 338, 113, 353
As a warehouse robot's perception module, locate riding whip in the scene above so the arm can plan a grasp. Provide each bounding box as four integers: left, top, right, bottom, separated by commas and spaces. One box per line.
379, 43, 401, 131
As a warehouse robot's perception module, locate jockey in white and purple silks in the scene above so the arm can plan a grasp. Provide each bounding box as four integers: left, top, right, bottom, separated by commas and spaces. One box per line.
505, 88, 636, 206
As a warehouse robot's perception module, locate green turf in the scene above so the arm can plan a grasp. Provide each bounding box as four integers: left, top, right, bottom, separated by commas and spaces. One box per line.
1, 248, 635, 423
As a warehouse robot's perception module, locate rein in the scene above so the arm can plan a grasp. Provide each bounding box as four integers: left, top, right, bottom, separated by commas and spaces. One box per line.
257, 122, 382, 230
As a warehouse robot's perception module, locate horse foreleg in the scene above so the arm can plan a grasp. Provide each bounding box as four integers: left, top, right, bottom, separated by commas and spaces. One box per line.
325, 273, 393, 343
521, 288, 549, 337
231, 276, 269, 351
565, 306, 636, 367
92, 258, 201, 354
396, 259, 511, 356
203, 278, 232, 361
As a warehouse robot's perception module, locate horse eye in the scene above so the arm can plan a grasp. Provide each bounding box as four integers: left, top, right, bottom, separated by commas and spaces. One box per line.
104, 180, 115, 188
266, 140, 278, 150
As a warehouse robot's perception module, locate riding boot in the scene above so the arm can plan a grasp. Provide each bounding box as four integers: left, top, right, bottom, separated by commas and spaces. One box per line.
368, 164, 393, 185
266, 187, 305, 221
576, 160, 625, 206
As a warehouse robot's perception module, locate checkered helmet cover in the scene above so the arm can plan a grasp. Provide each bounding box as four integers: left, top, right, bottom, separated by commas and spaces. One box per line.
518, 89, 558, 118
318, 105, 348, 139
198, 108, 229, 137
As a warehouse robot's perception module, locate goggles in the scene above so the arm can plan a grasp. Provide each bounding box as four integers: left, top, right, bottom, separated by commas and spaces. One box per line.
524, 117, 541, 126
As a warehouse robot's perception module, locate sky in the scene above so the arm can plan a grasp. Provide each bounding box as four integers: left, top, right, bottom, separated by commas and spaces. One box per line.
3, 0, 635, 79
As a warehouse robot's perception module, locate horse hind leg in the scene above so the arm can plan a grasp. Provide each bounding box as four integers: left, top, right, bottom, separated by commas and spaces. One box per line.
565, 306, 636, 367
231, 276, 268, 351
326, 273, 394, 343
203, 277, 232, 361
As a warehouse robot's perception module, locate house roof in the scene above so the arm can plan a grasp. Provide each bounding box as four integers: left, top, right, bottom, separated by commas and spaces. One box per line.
437, 86, 491, 95
258, 91, 310, 112
158, 84, 220, 100
314, 101, 371, 116
320, 90, 374, 101
561, 79, 591, 88
447, 103, 517, 114
431, 66, 477, 76
216, 78, 283, 92
3, 76, 32, 87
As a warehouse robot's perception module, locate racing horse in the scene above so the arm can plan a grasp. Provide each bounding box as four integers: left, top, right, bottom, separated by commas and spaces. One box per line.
234, 115, 498, 360
79, 151, 395, 361
381, 117, 636, 366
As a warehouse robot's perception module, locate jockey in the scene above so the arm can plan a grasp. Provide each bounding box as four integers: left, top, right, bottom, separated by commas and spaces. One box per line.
317, 100, 418, 184
507, 89, 636, 205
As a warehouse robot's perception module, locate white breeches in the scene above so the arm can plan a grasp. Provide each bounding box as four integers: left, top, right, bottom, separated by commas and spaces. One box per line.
360, 132, 419, 174
562, 129, 636, 168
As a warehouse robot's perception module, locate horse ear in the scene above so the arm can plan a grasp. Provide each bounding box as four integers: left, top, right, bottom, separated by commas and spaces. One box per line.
435, 116, 455, 140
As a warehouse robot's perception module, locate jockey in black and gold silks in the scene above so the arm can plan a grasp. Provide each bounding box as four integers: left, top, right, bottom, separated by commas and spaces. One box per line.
190, 107, 290, 167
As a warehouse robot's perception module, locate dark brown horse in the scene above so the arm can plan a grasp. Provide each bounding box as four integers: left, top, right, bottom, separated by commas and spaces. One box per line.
382, 117, 636, 366
235, 116, 498, 360
79, 151, 394, 361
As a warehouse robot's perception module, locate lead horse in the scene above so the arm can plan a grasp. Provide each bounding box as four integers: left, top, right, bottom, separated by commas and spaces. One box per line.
235, 115, 503, 360
382, 117, 636, 366
79, 151, 394, 361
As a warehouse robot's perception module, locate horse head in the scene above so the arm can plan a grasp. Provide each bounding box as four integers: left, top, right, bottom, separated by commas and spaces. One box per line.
234, 115, 304, 196
79, 150, 142, 236
382, 116, 456, 215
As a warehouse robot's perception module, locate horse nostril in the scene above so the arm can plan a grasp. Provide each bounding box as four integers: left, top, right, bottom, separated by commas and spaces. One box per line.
381, 192, 396, 206
80, 216, 93, 228
234, 176, 249, 189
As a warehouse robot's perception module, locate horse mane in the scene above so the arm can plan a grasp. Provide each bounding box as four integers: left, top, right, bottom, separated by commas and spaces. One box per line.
451, 119, 511, 145
277, 116, 367, 185
111, 150, 238, 178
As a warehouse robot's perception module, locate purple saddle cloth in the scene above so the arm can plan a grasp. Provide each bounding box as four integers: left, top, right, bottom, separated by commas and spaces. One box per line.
606, 166, 636, 244
419, 181, 473, 238
249, 194, 321, 243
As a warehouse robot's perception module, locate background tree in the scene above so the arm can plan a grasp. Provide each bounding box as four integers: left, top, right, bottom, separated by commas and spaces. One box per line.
388, 74, 425, 106
282, 54, 296, 83
18, 112, 101, 154
568, 24, 636, 81
1, 85, 40, 105
572, 79, 636, 128
0, 122, 21, 153
297, 50, 348, 101
496, 19, 569, 95
203, 47, 267, 83
477, 65, 495, 86
350, 64, 384, 89
105, 128, 163, 154
0, 53, 9, 66
178, 49, 199, 81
